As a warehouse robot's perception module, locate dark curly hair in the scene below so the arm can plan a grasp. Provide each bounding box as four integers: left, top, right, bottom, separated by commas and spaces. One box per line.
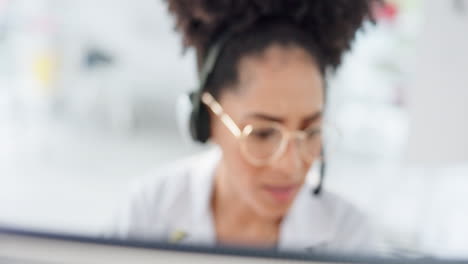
166, 0, 381, 98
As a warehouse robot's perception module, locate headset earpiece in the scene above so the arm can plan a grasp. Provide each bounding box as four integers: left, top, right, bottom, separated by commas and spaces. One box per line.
187, 31, 234, 143
189, 91, 211, 143
176, 93, 195, 143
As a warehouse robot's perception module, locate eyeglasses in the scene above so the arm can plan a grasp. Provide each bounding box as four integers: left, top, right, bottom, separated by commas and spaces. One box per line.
201, 92, 324, 167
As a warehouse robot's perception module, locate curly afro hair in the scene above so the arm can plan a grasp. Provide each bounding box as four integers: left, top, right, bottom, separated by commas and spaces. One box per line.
166, 0, 381, 98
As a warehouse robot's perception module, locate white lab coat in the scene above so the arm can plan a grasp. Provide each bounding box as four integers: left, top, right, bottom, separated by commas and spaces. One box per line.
112, 147, 379, 254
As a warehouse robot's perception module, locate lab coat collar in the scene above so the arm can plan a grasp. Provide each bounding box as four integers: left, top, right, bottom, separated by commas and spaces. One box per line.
278, 186, 335, 251
176, 146, 335, 250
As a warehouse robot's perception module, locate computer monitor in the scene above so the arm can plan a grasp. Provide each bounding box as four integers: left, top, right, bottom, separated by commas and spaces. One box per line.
0, 227, 462, 264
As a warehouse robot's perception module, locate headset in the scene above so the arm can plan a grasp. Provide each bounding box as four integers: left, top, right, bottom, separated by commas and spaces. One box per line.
180, 30, 326, 195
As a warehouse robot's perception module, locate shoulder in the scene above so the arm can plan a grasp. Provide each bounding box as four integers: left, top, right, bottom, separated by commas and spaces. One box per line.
132, 154, 198, 204
135, 146, 219, 195
129, 148, 218, 215
110, 148, 218, 240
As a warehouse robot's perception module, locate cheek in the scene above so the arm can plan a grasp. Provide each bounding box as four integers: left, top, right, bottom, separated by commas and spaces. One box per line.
221, 137, 314, 190
223, 142, 261, 186
220, 142, 311, 217
218, 139, 264, 197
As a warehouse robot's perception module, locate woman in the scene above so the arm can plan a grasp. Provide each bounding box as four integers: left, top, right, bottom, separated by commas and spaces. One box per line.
114, 0, 381, 253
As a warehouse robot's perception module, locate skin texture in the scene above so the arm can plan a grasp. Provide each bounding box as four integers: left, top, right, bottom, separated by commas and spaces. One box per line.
210, 44, 324, 247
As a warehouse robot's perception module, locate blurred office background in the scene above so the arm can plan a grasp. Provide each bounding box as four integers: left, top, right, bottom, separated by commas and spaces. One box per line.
1, 0, 467, 258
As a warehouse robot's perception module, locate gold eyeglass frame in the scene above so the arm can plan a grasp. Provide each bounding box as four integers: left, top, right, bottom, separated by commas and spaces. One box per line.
201, 92, 324, 167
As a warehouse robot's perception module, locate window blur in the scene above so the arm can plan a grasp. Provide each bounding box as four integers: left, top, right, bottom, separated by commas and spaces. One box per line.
1, 0, 467, 259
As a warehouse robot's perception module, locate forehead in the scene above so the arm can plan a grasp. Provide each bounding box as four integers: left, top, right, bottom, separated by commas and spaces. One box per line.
224, 45, 324, 117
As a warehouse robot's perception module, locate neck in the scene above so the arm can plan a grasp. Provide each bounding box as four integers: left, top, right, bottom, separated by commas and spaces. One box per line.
211, 161, 281, 247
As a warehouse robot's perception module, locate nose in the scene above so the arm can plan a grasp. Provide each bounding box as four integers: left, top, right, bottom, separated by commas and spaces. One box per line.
272, 136, 304, 179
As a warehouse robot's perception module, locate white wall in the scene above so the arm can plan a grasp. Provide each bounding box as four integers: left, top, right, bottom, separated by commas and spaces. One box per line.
406, 0, 468, 165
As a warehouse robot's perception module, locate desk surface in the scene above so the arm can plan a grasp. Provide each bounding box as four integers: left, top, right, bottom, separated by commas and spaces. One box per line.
0, 227, 466, 264
0, 232, 333, 264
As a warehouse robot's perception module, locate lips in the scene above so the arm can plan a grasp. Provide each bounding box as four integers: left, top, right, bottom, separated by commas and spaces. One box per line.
263, 185, 299, 203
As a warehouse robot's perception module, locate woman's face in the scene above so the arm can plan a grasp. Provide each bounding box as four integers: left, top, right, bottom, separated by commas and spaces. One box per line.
211, 44, 324, 220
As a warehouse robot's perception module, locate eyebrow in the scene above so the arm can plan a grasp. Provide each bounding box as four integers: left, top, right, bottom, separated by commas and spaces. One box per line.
247, 111, 322, 124
303, 111, 323, 123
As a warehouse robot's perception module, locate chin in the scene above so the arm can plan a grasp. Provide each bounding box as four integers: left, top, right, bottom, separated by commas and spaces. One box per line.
254, 197, 296, 220
260, 205, 292, 220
